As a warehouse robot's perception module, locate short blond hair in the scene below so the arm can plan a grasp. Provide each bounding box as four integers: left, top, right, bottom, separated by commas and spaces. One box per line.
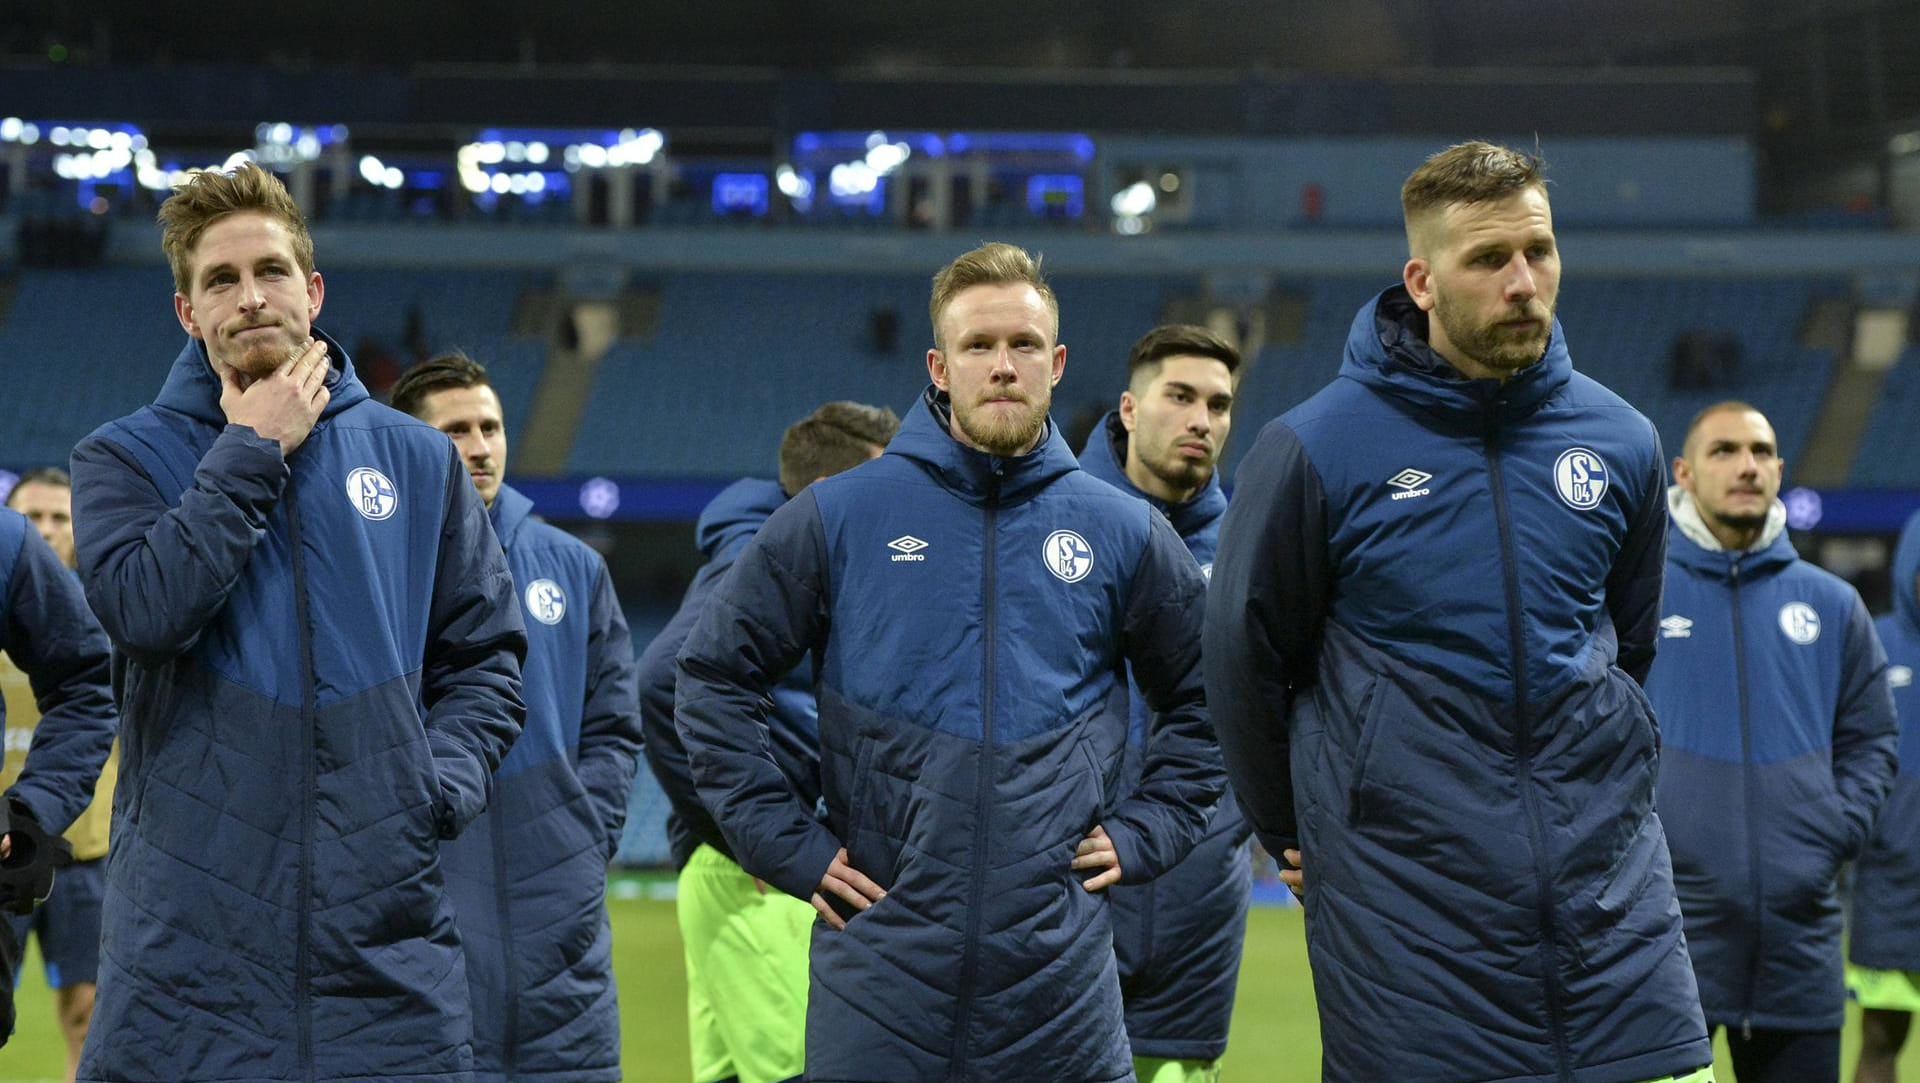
158, 162, 315, 294
1401, 141, 1547, 250
928, 242, 1058, 349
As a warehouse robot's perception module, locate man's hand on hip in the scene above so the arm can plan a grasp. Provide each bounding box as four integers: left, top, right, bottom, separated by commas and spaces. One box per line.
812, 847, 885, 930
1073, 825, 1123, 891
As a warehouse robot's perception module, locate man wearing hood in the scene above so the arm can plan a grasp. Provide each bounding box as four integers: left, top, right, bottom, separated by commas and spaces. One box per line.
675, 242, 1224, 1083
1078, 323, 1247, 1083
393, 352, 644, 1083
1851, 507, 1920, 1083
1205, 141, 1714, 1083
1648, 401, 1897, 1083
638, 399, 897, 1083
68, 164, 529, 1082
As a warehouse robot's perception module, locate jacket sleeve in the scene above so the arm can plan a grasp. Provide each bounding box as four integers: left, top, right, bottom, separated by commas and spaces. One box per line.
1107, 511, 1226, 884
574, 555, 644, 858
1202, 421, 1332, 858
1832, 595, 1899, 859
421, 449, 528, 840
1607, 425, 1668, 685
637, 560, 735, 862
675, 490, 841, 901
71, 426, 288, 665
2, 527, 116, 835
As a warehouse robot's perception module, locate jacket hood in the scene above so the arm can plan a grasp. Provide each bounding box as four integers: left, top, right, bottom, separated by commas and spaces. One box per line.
1891, 508, 1920, 635
154, 326, 368, 426
1079, 411, 1228, 538
1666, 485, 1797, 580
487, 483, 536, 547
696, 478, 788, 562
886, 385, 1079, 507
1339, 285, 1571, 428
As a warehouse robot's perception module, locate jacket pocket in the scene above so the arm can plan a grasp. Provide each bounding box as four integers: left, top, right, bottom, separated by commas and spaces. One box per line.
1346, 676, 1390, 826
1570, 816, 1662, 971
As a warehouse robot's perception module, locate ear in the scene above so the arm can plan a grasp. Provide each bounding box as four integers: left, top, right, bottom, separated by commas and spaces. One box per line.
1670, 455, 1691, 489
1118, 389, 1139, 433
307, 270, 325, 323
927, 347, 949, 392
1049, 343, 1066, 387
1404, 257, 1436, 312
174, 292, 203, 340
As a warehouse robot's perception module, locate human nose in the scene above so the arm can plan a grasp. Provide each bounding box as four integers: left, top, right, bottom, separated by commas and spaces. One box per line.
989, 345, 1018, 380
237, 273, 266, 313
1503, 255, 1537, 303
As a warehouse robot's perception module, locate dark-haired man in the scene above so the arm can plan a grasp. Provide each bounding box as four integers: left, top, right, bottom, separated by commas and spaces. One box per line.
1, 468, 116, 1080
393, 352, 644, 1083
1079, 324, 1245, 1083
1648, 402, 1895, 1083
1206, 141, 1713, 1082
71, 163, 527, 1082
638, 400, 897, 1083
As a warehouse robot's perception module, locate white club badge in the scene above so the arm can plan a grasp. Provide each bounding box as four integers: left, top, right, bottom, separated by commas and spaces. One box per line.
345, 467, 398, 521
1778, 602, 1820, 645
1044, 530, 1094, 583
525, 579, 567, 625
1553, 448, 1609, 511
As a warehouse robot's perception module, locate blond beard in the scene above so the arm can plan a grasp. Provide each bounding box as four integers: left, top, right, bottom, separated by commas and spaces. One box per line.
955, 395, 1048, 456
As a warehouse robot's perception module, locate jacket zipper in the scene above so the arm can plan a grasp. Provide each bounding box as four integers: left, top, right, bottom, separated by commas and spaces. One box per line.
948, 468, 1001, 1077
1730, 558, 1759, 1040
1483, 439, 1575, 1083
285, 472, 318, 1081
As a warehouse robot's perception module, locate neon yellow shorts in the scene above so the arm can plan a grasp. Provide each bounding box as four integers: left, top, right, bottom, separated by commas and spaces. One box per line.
678, 844, 814, 1083
1848, 962, 1920, 1012
1637, 1070, 1715, 1083
1135, 1055, 1219, 1083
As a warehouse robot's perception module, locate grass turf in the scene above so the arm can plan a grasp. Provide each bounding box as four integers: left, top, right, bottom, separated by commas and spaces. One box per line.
5, 899, 1920, 1081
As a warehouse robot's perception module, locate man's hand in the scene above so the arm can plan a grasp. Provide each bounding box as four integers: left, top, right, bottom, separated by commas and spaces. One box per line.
811, 847, 885, 930
1280, 847, 1304, 901
1072, 825, 1123, 892
219, 338, 330, 457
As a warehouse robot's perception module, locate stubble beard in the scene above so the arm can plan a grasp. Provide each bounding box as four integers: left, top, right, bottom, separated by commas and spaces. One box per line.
1434, 291, 1555, 376
956, 392, 1049, 457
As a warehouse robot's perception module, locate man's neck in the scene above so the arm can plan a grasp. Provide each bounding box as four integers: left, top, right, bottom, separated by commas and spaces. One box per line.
1124, 448, 1200, 505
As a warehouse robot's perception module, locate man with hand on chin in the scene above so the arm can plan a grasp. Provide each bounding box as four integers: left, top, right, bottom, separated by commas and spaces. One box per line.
69, 163, 527, 1083
676, 242, 1223, 1083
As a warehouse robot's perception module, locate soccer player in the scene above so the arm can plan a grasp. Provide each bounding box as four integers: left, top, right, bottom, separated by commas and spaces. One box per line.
675, 242, 1224, 1081
1851, 508, 1920, 1083
0, 469, 116, 1080
1205, 141, 1715, 1083
69, 163, 528, 1081
1078, 324, 1246, 1083
393, 352, 644, 1083
638, 400, 898, 1083
1648, 402, 1896, 1083
0, 504, 116, 1051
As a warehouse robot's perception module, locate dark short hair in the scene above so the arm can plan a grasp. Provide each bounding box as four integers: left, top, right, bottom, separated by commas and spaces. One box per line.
391, 352, 492, 419
1401, 141, 1548, 225
778, 401, 900, 496
7, 467, 72, 501
1126, 324, 1242, 387
1680, 399, 1766, 457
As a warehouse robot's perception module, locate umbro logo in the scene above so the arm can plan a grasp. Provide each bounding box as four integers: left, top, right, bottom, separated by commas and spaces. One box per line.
887, 535, 928, 563
1388, 469, 1432, 501
1659, 615, 1693, 639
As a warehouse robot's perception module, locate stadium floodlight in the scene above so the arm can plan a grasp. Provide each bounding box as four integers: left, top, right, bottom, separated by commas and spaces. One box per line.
1111, 181, 1157, 218
579, 478, 621, 519
0, 117, 19, 142
359, 155, 388, 186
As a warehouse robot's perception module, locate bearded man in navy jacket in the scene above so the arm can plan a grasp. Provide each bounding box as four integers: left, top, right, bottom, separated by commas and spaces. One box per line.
1648, 401, 1896, 1083
1206, 141, 1713, 1083
676, 242, 1224, 1083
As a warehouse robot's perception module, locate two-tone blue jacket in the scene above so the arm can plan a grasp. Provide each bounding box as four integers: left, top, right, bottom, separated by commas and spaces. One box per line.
638, 478, 820, 870
1853, 508, 1920, 972
1650, 490, 1898, 1031
1205, 286, 1711, 1083
1079, 410, 1249, 1062
71, 334, 528, 1083
675, 388, 1224, 1083
440, 483, 641, 1083
0, 509, 116, 839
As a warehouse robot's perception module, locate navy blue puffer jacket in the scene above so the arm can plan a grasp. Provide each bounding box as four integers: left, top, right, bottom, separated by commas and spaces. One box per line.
1853, 508, 1920, 972
1206, 287, 1712, 1083
71, 334, 527, 1083
676, 389, 1224, 1083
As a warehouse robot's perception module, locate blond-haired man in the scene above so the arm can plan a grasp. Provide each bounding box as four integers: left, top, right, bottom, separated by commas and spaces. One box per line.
70, 163, 528, 1082
676, 242, 1224, 1082
1206, 142, 1714, 1083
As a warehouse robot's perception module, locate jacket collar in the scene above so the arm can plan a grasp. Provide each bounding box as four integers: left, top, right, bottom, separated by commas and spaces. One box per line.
1340, 285, 1571, 429
696, 478, 789, 562
1078, 411, 1228, 537
885, 385, 1079, 507
153, 326, 367, 426
1891, 509, 1920, 635
1666, 485, 1797, 580
488, 482, 535, 547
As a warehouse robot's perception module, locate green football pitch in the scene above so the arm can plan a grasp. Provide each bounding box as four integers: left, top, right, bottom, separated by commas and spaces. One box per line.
4, 898, 1919, 1082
